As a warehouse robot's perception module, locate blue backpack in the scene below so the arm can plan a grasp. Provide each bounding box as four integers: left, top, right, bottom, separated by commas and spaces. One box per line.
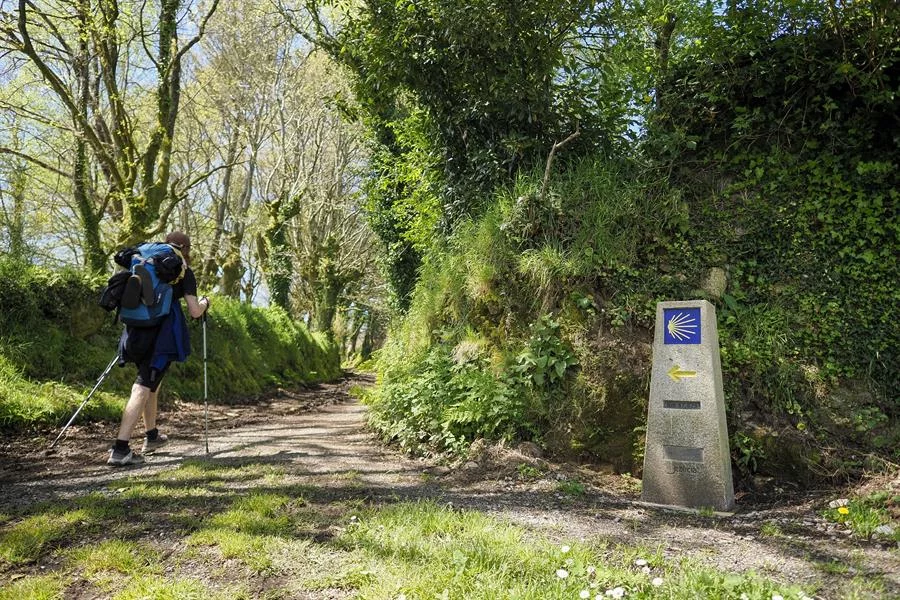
116, 242, 186, 328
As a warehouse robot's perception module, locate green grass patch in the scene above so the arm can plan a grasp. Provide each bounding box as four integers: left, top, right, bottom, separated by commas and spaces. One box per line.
0, 574, 66, 600
115, 574, 217, 600
67, 539, 160, 577
815, 560, 849, 575
189, 529, 281, 573
555, 478, 586, 497
759, 521, 782, 537
516, 463, 545, 480
0, 354, 123, 428
822, 492, 900, 541
66, 539, 162, 593
205, 493, 296, 536
188, 491, 307, 573
333, 500, 813, 599
0, 509, 90, 565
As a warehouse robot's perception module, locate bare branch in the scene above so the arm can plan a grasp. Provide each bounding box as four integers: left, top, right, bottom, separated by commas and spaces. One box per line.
0, 146, 69, 178
174, 0, 220, 63
178, 159, 244, 197
16, 0, 123, 190
138, 0, 161, 70
540, 125, 581, 200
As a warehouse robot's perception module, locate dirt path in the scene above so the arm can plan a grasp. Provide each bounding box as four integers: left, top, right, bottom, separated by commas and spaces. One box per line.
1, 373, 897, 598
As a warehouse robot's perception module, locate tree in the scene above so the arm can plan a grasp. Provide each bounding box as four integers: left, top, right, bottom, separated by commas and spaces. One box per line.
259, 50, 374, 329
171, 1, 376, 322
280, 0, 618, 308
0, 0, 219, 271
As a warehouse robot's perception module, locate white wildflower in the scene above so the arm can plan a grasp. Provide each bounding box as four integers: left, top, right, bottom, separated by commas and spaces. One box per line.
556, 569, 569, 579
606, 587, 626, 598
772, 595, 784, 600
634, 558, 648, 567
586, 565, 596, 576
651, 577, 663, 587
641, 566, 651, 575
561, 545, 571, 553
580, 591, 590, 599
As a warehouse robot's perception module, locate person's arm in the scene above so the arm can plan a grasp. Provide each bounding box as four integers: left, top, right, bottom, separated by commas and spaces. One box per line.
185, 294, 209, 319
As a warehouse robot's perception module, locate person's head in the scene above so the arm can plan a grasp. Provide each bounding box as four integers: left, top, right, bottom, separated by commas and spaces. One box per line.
165, 231, 191, 263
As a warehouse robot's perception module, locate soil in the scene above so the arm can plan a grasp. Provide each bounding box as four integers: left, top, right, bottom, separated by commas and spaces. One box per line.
1, 372, 897, 599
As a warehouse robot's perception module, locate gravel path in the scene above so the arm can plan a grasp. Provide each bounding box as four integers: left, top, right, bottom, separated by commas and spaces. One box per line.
1, 373, 897, 599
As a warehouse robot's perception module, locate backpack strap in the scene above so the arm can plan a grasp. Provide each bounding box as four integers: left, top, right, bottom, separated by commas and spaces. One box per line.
166, 245, 186, 285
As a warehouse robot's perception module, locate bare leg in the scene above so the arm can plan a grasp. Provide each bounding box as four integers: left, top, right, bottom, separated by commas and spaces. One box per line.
143, 386, 160, 433
117, 383, 151, 442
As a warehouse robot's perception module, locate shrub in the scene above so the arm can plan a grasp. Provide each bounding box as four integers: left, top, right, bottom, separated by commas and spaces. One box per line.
0, 258, 341, 429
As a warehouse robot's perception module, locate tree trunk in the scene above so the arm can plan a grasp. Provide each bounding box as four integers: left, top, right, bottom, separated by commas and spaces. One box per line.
264, 190, 302, 312
202, 129, 239, 288
313, 275, 342, 339
74, 0, 105, 273
266, 220, 292, 311
654, 12, 678, 114
5, 165, 27, 259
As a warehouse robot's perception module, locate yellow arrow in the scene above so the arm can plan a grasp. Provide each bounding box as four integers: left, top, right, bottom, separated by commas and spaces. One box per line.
667, 365, 698, 382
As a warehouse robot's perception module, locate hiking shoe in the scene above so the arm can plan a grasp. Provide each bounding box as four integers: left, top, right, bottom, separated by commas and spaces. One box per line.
107, 448, 145, 466
121, 274, 142, 309
133, 263, 155, 305
141, 433, 169, 454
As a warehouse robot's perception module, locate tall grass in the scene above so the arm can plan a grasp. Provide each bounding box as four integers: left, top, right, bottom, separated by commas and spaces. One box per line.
0, 258, 341, 429
368, 159, 669, 457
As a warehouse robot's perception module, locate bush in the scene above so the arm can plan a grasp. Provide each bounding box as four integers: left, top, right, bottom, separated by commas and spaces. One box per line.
367, 161, 658, 458
0, 258, 341, 429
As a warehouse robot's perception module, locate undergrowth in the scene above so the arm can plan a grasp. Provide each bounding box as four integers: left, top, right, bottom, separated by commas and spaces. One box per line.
0, 258, 341, 430
368, 133, 897, 483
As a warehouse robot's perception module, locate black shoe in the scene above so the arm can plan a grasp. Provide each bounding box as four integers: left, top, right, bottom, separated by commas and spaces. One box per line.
121, 274, 142, 309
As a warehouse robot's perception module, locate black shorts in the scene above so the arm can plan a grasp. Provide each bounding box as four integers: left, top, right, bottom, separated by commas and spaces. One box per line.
135, 358, 170, 392
121, 325, 169, 392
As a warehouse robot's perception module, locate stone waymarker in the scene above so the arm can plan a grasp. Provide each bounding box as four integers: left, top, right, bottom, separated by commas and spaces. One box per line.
641, 300, 734, 511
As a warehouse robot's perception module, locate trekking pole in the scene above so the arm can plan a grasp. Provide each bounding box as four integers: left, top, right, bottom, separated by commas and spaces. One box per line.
202, 309, 209, 454
49, 354, 119, 450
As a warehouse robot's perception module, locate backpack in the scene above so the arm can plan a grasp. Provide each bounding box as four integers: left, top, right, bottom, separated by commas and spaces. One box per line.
98, 242, 186, 327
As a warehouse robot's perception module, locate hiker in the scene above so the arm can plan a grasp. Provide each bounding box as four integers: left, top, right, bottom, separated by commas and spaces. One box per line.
107, 231, 210, 466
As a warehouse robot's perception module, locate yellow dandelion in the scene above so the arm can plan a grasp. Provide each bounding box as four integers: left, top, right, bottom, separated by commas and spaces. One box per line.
837, 506, 850, 515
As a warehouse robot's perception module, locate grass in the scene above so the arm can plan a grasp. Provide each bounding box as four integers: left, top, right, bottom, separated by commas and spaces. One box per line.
759, 521, 782, 537
822, 492, 900, 542
0, 354, 124, 429
556, 478, 587, 497
0, 509, 90, 565
516, 463, 544, 480
0, 460, 831, 600
0, 574, 65, 600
